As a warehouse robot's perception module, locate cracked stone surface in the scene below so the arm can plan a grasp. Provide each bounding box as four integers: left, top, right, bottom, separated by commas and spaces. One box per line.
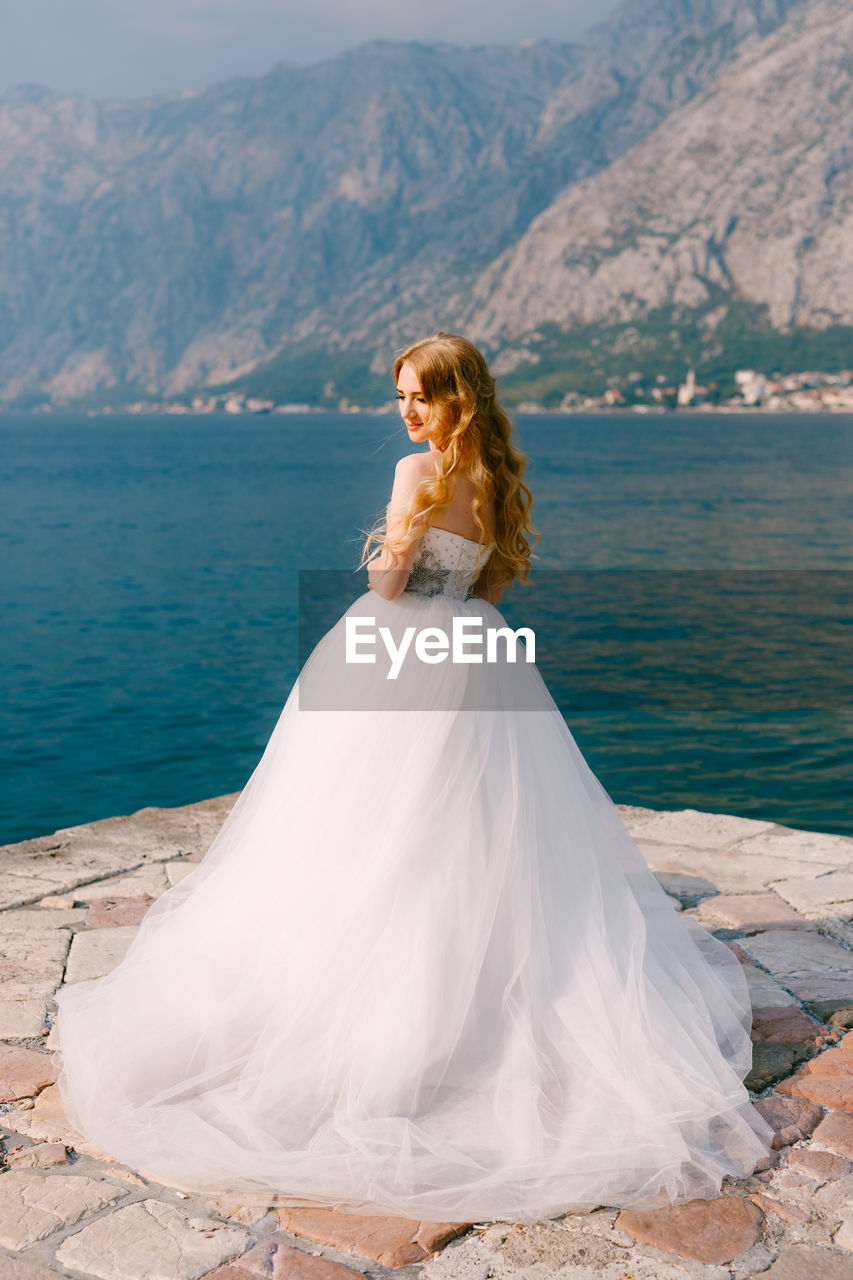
0, 913, 73, 1037
67, 863, 172, 902
0, 794, 237, 911
0, 796, 850, 1279
54, 1198, 252, 1280
0, 1170, 124, 1249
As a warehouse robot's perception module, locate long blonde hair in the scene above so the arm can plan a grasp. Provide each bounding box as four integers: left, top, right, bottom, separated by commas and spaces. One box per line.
359, 332, 539, 591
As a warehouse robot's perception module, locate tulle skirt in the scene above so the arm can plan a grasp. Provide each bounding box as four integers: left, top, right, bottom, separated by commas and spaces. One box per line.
53, 587, 774, 1223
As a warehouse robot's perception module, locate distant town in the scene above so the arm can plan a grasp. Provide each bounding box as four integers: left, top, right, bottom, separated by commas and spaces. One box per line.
517, 367, 853, 414
29, 366, 853, 416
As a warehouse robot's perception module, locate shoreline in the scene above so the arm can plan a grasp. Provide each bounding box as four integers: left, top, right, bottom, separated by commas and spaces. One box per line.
4, 404, 853, 419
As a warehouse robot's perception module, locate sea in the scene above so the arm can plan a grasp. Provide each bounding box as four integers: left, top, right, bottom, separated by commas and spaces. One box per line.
1, 410, 850, 847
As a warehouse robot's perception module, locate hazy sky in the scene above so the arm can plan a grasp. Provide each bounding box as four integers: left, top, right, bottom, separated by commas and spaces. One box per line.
1, 0, 621, 100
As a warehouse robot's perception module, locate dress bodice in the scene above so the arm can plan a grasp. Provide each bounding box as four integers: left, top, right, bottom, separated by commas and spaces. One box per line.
386, 504, 493, 601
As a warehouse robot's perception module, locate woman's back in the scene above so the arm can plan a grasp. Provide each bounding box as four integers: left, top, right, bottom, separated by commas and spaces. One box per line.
409, 451, 496, 545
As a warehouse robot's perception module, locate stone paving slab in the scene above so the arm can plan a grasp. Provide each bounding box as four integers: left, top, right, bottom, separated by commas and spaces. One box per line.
773, 872, 853, 919
204, 1197, 271, 1228
651, 870, 720, 906
0, 796, 852, 1278
0, 914, 73, 1039
0, 1044, 56, 1100
618, 1195, 765, 1265
697, 892, 815, 933
201, 1239, 366, 1278
0, 1253, 67, 1279
621, 807, 777, 849
166, 862, 198, 886
0, 794, 237, 911
753, 1094, 824, 1148
823, 920, 853, 952
0, 1000, 53, 1041
813, 1110, 853, 1159
8, 1084, 116, 1160
84, 896, 155, 927
275, 1207, 469, 1268
63, 926, 140, 984
733, 828, 853, 869
0, 1171, 125, 1250
5, 1141, 69, 1169
57, 863, 171, 902
742, 931, 853, 1004
639, 843, 843, 894
750, 1005, 830, 1045
54, 1198, 252, 1280
2, 909, 88, 929
740, 961, 801, 1008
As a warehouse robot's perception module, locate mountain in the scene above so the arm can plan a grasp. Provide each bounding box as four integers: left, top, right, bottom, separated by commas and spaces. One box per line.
0, 0, 844, 409
456, 0, 853, 378
0, 45, 577, 404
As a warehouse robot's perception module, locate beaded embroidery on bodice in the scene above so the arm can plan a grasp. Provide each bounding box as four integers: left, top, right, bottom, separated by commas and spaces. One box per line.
405, 528, 494, 601
386, 504, 493, 601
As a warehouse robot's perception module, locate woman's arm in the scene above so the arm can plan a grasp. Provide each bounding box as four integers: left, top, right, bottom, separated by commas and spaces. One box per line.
367, 455, 430, 602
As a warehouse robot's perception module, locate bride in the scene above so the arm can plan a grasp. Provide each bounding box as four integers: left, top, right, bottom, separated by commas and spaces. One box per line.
54, 332, 774, 1225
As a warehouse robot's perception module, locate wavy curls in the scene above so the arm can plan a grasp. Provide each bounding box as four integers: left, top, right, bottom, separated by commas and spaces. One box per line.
358, 332, 539, 592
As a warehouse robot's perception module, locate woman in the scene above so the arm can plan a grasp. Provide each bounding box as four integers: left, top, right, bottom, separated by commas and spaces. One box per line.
360, 331, 526, 609
53, 332, 774, 1225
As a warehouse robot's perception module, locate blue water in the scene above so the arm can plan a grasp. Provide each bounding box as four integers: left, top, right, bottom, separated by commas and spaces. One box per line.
1, 411, 850, 846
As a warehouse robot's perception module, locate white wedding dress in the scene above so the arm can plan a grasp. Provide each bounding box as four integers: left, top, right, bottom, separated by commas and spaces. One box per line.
54, 521, 774, 1224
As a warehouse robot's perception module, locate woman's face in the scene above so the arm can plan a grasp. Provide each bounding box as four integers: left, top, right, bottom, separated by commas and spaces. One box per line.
396, 361, 433, 445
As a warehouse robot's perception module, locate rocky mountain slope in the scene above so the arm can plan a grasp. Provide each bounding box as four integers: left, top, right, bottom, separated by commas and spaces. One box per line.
0, 42, 575, 403
0, 0, 839, 407
458, 0, 853, 354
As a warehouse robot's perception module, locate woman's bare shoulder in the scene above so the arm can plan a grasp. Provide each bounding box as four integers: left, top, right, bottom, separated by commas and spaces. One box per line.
387, 452, 436, 512
395, 451, 437, 475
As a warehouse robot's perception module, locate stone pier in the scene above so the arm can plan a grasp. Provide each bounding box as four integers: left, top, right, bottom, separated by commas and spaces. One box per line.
1, 795, 853, 1279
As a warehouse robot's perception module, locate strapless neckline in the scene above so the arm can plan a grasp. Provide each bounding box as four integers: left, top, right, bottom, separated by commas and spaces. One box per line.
385, 503, 493, 551
424, 525, 493, 550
